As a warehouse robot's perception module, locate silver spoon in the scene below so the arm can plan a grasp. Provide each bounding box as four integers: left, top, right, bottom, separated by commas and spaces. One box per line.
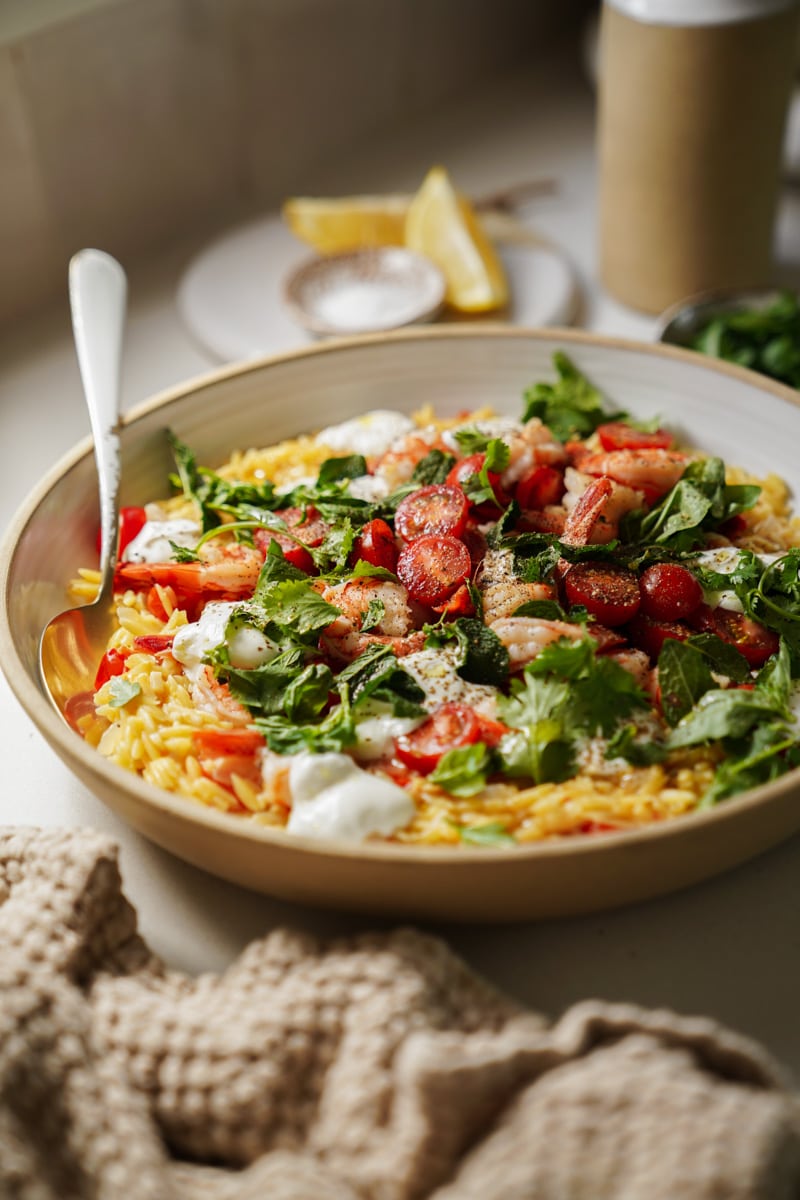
39, 249, 128, 722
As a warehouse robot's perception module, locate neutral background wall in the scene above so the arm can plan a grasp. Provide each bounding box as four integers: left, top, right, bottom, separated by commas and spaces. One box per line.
0, 0, 590, 327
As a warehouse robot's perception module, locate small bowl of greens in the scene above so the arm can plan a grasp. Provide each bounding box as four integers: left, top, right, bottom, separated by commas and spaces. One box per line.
657, 288, 800, 389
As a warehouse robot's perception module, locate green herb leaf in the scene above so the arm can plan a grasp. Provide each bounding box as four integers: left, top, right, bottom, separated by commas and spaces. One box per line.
411, 448, 457, 485
430, 742, 492, 796
686, 633, 751, 683
107, 677, 141, 708
657, 639, 715, 727
360, 597, 385, 632
424, 618, 510, 687
316, 455, 368, 487
456, 820, 516, 847
521, 351, 625, 442
605, 724, 667, 766
252, 577, 340, 636
462, 438, 511, 507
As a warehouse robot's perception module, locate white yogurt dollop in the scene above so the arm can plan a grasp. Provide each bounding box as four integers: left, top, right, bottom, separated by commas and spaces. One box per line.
172, 601, 277, 682
123, 518, 201, 564
286, 752, 414, 841
316, 411, 415, 459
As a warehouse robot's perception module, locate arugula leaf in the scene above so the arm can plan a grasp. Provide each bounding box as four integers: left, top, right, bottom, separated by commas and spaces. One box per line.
316, 455, 368, 487
456, 820, 516, 847
411, 448, 456, 485
107, 677, 141, 708
657, 640, 715, 727
424, 618, 510, 687
605, 724, 667, 766
521, 351, 625, 442
168, 541, 202, 563
626, 457, 760, 549
430, 743, 492, 796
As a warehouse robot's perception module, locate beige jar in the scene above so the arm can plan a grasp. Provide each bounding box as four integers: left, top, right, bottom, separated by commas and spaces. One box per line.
598, 0, 800, 315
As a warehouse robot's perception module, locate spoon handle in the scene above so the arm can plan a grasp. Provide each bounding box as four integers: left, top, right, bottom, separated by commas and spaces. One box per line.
68, 249, 128, 598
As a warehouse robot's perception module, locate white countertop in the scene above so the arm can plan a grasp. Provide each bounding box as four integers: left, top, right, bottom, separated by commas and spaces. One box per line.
3, 56, 800, 1073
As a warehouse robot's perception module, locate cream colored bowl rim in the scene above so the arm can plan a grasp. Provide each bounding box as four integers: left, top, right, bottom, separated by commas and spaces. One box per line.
4, 323, 800, 866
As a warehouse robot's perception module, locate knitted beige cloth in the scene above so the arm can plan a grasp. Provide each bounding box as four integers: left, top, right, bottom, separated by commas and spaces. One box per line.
2, 827, 799, 1200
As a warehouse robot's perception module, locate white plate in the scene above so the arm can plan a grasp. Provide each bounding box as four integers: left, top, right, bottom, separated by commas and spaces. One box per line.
177, 213, 578, 363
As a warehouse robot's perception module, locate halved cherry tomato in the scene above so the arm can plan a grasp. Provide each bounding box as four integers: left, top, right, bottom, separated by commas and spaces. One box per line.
446, 453, 511, 516
597, 422, 673, 452
395, 702, 482, 774
396, 535, 471, 606
395, 484, 469, 541
476, 714, 511, 748
639, 563, 703, 622
350, 518, 398, 572
94, 647, 128, 689
254, 506, 329, 574
627, 614, 691, 660
515, 465, 564, 511
96, 505, 147, 558
431, 582, 475, 617
132, 634, 174, 654
193, 727, 265, 755
563, 562, 641, 627
688, 604, 779, 668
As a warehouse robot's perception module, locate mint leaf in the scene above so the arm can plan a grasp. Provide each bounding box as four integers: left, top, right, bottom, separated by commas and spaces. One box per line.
424, 618, 509, 687
252, 577, 340, 636
316, 455, 368, 487
336, 643, 425, 716
686, 633, 751, 683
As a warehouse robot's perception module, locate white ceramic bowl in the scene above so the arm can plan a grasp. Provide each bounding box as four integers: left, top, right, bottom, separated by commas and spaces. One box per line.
3, 327, 800, 921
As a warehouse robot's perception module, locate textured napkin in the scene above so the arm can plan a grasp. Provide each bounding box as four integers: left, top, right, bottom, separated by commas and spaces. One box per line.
2, 826, 800, 1200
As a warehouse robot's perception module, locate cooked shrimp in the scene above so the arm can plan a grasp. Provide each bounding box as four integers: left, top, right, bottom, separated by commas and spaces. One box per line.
476, 547, 556, 623
499, 418, 568, 488
372, 428, 449, 490
606, 648, 652, 692
319, 578, 424, 662
580, 448, 688, 497
115, 542, 263, 601
489, 616, 584, 670
190, 665, 253, 725
561, 474, 643, 546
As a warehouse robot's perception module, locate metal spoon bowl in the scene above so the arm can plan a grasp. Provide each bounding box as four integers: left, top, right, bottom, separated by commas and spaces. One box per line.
39, 249, 127, 724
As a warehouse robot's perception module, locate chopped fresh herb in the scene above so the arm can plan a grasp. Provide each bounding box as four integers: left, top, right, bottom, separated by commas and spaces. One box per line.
316, 455, 368, 487
456, 820, 516, 847
424, 618, 510, 687
360, 597, 385, 632
336, 643, 426, 717
605, 724, 667, 766
411, 448, 457, 485
107, 677, 141, 708
461, 438, 511, 507
522, 351, 626, 442
430, 742, 492, 796
690, 291, 800, 389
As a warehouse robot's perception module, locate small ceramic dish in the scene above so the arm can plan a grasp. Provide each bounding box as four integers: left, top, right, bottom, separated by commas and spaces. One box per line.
283, 246, 446, 337
656, 286, 787, 347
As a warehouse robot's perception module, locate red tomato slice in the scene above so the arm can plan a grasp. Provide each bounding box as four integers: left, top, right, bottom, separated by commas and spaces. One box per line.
688, 604, 779, 668
431, 582, 475, 617
597, 422, 673, 452
395, 484, 469, 541
395, 702, 482, 774
515, 465, 564, 511
96, 505, 147, 559
254, 507, 329, 574
350, 518, 398, 572
94, 647, 128, 690
132, 634, 174, 654
397, 535, 471, 606
627, 614, 691, 660
563, 563, 641, 627
639, 563, 703, 622
446, 453, 511, 515
476, 714, 511, 748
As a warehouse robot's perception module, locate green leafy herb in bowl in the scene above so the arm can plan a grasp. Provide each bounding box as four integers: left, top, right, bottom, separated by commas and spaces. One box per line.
658, 289, 800, 389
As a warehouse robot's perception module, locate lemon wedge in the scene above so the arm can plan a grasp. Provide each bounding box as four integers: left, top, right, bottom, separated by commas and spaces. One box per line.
282, 195, 409, 253
404, 167, 508, 313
